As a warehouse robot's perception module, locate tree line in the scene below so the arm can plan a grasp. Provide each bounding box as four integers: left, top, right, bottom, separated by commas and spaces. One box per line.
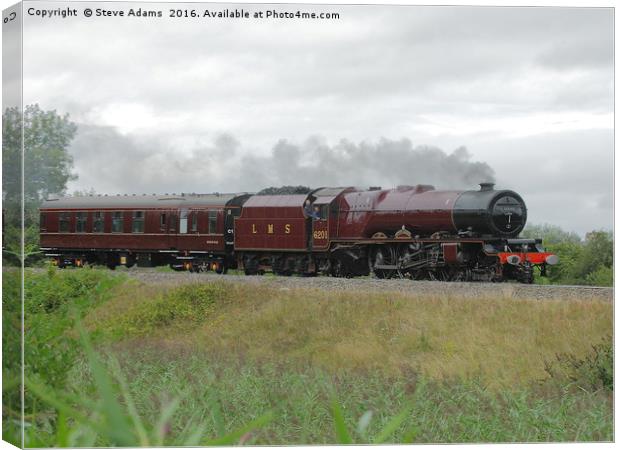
521, 224, 612, 286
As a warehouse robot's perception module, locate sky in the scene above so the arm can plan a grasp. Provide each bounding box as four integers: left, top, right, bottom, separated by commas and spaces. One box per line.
6, 1, 615, 235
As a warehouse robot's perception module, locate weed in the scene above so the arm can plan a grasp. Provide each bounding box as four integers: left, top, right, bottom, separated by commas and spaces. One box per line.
544, 335, 613, 392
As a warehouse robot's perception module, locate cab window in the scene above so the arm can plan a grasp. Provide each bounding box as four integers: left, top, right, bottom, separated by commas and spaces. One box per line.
320, 205, 329, 220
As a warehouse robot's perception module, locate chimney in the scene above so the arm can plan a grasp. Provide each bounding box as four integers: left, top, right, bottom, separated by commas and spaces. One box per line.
479, 182, 495, 192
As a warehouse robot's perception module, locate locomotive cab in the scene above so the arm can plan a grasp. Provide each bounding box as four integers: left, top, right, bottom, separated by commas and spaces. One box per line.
309, 199, 330, 250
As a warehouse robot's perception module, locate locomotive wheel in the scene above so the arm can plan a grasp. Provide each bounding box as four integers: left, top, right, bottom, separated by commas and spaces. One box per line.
271, 255, 291, 276
329, 258, 343, 277
369, 246, 399, 279
520, 262, 534, 284
243, 255, 259, 275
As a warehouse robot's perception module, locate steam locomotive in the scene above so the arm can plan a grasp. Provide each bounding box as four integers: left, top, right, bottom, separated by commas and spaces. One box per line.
39, 183, 557, 283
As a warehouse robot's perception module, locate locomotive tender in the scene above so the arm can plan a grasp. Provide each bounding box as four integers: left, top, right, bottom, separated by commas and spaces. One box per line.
39, 183, 557, 283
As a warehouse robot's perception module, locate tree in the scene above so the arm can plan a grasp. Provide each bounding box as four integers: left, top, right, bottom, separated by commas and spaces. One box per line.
521, 223, 581, 245
526, 224, 613, 286
72, 188, 97, 197
576, 231, 613, 284
2, 105, 78, 265
3, 104, 77, 204
257, 185, 312, 195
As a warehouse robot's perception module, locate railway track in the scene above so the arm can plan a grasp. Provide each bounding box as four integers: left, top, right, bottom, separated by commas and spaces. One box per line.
120, 268, 613, 302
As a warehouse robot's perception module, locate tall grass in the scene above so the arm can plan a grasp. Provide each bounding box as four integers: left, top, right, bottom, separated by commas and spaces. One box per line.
52, 347, 611, 445
3, 269, 613, 445
3, 268, 126, 446
17, 322, 274, 447
85, 280, 612, 387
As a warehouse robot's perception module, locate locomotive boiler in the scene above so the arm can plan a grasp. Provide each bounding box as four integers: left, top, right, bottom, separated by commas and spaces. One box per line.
337, 182, 526, 240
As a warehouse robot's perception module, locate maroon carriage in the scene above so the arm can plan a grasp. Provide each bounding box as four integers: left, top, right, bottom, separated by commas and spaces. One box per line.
40, 193, 250, 271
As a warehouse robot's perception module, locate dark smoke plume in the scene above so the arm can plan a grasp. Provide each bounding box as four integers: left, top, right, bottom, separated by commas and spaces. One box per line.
68, 127, 494, 194
236, 137, 494, 191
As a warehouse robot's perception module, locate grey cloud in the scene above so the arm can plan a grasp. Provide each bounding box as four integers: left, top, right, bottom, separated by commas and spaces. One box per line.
536, 36, 613, 70
469, 128, 613, 236
23, 5, 613, 117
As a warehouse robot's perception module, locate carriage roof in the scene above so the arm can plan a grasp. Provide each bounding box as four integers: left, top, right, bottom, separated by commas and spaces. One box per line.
41, 193, 244, 210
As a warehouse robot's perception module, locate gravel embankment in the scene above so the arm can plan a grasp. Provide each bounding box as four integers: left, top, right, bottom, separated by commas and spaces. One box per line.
119, 269, 613, 302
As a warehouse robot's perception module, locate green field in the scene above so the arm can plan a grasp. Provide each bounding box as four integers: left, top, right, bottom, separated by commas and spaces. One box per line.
2, 268, 613, 446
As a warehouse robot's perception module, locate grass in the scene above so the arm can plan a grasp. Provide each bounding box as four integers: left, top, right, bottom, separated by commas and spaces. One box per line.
2, 268, 614, 446
54, 349, 609, 445
84, 280, 612, 387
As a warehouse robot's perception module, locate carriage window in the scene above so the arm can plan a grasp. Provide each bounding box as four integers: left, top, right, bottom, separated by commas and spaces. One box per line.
93, 212, 104, 232
169, 214, 176, 232
132, 211, 144, 233
191, 212, 198, 232
208, 210, 218, 234
160, 213, 166, 231
59, 212, 70, 233
112, 212, 124, 233
40, 213, 47, 231
75, 212, 87, 233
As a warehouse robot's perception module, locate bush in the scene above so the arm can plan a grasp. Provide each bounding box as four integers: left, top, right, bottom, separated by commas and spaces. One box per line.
586, 266, 613, 287
2, 270, 23, 439
544, 336, 613, 392
25, 267, 112, 313
95, 283, 228, 338
2, 268, 123, 417
524, 224, 613, 286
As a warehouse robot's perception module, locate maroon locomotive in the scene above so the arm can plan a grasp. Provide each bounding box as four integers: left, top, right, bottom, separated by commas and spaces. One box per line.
40, 183, 557, 283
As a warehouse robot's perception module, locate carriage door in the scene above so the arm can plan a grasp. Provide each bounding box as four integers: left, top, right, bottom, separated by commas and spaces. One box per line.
167, 211, 178, 249
179, 209, 188, 234
312, 204, 329, 250
159, 210, 174, 249
177, 209, 189, 248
